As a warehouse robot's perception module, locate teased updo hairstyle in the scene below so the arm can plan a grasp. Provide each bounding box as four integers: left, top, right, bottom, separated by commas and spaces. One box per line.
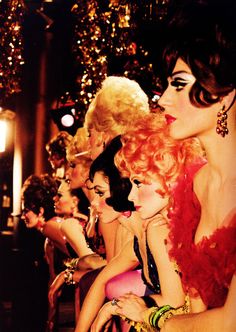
162, 0, 236, 107
84, 76, 150, 140
22, 174, 59, 220
46, 131, 73, 160
115, 114, 204, 196
89, 136, 135, 212
66, 127, 92, 171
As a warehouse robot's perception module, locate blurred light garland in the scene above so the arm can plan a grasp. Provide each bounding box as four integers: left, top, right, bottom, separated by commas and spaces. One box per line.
0, 0, 25, 102
60, 0, 170, 122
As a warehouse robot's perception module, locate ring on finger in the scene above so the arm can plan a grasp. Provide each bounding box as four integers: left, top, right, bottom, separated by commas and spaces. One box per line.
111, 298, 119, 306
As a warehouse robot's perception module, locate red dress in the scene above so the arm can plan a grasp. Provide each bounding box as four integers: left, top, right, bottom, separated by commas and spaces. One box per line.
168, 162, 236, 309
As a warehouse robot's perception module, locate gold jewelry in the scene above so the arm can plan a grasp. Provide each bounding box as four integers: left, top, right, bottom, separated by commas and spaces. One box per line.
216, 105, 229, 137
158, 295, 190, 329
64, 268, 76, 285
143, 307, 159, 325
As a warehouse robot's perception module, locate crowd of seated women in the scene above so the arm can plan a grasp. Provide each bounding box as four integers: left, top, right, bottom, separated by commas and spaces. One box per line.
20, 2, 236, 331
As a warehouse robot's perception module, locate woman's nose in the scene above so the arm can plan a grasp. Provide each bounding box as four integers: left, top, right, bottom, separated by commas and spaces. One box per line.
158, 88, 171, 110
128, 187, 135, 202
90, 196, 99, 209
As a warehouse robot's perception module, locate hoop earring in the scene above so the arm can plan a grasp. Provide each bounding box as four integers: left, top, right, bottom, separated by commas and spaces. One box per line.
216, 105, 229, 137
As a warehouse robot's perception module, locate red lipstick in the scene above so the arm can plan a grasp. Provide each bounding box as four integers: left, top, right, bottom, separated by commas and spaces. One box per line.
165, 114, 176, 124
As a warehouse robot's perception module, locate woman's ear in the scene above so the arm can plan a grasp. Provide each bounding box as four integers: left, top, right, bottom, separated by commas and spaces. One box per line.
72, 196, 79, 209
222, 89, 236, 111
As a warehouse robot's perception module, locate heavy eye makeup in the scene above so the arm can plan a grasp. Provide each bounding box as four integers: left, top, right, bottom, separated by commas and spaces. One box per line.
170, 78, 188, 91
132, 178, 142, 188
94, 186, 105, 197
169, 71, 196, 91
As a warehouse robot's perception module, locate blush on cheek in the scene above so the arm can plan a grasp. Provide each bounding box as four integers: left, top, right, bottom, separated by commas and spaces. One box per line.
72, 168, 80, 178
140, 190, 154, 202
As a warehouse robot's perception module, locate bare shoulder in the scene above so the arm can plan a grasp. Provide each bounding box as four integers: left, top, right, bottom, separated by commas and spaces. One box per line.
60, 218, 84, 232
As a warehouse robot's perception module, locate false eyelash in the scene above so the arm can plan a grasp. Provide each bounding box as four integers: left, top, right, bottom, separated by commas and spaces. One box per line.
170, 80, 187, 91
133, 179, 142, 188
94, 190, 104, 197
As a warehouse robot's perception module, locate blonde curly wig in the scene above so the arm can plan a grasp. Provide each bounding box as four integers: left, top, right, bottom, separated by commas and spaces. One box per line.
84, 76, 150, 138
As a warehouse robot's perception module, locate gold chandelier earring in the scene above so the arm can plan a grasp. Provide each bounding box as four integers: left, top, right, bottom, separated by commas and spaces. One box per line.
216, 105, 229, 137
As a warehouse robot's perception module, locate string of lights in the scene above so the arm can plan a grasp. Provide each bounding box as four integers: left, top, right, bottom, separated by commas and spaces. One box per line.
0, 0, 25, 103
56, 0, 170, 127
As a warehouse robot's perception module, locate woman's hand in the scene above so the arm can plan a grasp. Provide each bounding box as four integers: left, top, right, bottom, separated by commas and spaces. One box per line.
91, 301, 116, 332
48, 271, 64, 307
116, 292, 148, 322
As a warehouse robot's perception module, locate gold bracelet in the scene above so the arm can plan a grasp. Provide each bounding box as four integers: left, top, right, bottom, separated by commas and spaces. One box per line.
158, 295, 190, 329
64, 268, 76, 285
143, 306, 159, 326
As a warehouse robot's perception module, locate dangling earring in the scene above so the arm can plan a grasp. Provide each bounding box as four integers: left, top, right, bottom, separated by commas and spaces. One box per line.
37, 215, 45, 232
216, 105, 229, 137
103, 142, 106, 150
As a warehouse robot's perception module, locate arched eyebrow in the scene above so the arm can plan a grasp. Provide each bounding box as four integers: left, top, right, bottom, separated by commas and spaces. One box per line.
170, 70, 195, 81
94, 185, 107, 191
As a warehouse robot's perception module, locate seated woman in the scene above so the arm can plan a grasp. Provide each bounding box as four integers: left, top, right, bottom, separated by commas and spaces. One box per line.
46, 131, 73, 181
49, 136, 135, 312
21, 174, 63, 252
75, 114, 204, 332
21, 174, 65, 331
76, 135, 139, 324
146, 2, 236, 331
21, 173, 100, 330
64, 126, 107, 259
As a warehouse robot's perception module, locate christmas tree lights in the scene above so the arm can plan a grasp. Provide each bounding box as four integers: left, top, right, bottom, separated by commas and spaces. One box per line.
0, 0, 25, 102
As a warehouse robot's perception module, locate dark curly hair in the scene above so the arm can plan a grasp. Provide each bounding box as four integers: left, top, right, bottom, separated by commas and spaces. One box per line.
162, 0, 236, 107
46, 131, 73, 160
22, 174, 59, 220
71, 187, 90, 216
89, 136, 135, 213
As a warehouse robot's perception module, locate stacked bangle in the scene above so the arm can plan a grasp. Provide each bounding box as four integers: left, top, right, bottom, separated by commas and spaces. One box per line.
158, 296, 190, 328
64, 268, 76, 285
145, 295, 190, 330
148, 305, 174, 330
143, 306, 159, 326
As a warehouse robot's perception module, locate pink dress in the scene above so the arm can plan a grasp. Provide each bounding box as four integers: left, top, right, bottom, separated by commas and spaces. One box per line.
168, 163, 236, 309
